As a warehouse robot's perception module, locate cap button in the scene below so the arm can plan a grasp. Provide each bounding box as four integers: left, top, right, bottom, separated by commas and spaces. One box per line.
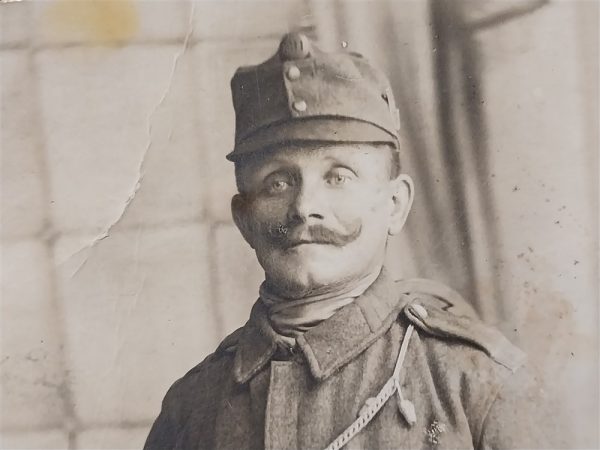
286, 65, 301, 80
292, 100, 307, 112
411, 303, 428, 320
279, 32, 312, 61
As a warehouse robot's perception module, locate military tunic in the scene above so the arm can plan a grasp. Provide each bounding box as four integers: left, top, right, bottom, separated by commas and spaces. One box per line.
144, 270, 547, 449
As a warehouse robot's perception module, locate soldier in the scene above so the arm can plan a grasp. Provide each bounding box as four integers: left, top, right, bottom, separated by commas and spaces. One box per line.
145, 32, 548, 449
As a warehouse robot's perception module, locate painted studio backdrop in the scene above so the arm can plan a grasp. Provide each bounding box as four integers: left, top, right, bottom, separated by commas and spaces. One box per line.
1, 1, 597, 449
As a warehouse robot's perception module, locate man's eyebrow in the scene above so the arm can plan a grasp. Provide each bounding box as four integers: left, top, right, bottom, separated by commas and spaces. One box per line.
247, 159, 296, 181
321, 155, 360, 170
255, 158, 294, 171
321, 154, 348, 163
265, 156, 296, 166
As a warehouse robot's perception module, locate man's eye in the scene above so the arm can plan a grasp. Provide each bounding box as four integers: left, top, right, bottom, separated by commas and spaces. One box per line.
326, 169, 355, 186
266, 178, 290, 194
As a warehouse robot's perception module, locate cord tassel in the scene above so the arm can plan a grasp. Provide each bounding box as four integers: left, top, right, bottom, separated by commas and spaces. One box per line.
322, 323, 417, 450
394, 378, 417, 426
392, 324, 417, 426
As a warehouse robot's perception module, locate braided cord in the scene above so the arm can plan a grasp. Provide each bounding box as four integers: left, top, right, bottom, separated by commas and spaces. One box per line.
322, 324, 415, 450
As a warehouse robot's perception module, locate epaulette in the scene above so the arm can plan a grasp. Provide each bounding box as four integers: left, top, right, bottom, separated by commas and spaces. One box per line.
396, 278, 526, 372
215, 326, 245, 355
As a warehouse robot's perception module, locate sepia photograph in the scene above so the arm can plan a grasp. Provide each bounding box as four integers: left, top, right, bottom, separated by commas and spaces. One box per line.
1, 0, 598, 449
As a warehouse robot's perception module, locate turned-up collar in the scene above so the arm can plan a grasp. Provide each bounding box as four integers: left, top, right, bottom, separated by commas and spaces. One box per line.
232, 268, 411, 384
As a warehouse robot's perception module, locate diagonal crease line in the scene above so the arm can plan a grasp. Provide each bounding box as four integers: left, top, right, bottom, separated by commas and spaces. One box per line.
465, 0, 549, 32
64, 2, 196, 278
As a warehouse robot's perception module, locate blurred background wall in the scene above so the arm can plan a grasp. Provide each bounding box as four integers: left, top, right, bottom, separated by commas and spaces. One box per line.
1, 0, 597, 448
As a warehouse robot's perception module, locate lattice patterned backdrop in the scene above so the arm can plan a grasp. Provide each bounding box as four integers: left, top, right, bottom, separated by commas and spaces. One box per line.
1, 1, 597, 448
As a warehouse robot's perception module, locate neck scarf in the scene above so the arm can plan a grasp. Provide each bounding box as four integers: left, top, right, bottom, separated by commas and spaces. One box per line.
259, 267, 382, 340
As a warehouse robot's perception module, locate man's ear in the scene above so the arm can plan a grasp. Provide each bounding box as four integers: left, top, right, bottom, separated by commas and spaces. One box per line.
231, 194, 255, 249
388, 174, 414, 235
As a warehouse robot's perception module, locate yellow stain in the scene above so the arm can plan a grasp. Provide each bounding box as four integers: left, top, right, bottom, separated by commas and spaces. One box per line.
44, 0, 139, 46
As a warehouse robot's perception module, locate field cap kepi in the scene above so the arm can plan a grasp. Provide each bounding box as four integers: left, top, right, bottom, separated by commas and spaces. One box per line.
227, 32, 401, 161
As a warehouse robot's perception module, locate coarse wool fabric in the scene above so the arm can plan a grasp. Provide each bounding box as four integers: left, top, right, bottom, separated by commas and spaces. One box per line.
145, 269, 555, 450
227, 32, 400, 160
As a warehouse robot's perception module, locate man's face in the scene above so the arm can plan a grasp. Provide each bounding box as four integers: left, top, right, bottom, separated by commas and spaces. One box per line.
232, 143, 413, 298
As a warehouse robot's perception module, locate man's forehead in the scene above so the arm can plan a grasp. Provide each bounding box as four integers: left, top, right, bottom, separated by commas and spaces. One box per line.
237, 143, 389, 168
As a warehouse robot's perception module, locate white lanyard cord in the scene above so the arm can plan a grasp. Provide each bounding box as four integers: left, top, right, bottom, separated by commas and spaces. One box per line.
322, 324, 416, 450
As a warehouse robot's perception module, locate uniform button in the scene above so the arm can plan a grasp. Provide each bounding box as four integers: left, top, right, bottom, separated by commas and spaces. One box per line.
411, 303, 428, 319
293, 100, 307, 112
287, 65, 301, 80
279, 32, 312, 60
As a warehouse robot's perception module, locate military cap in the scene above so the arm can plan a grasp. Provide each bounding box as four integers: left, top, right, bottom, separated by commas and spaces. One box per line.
227, 32, 401, 161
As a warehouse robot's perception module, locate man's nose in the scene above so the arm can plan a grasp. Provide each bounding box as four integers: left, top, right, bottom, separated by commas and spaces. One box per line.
287, 180, 325, 223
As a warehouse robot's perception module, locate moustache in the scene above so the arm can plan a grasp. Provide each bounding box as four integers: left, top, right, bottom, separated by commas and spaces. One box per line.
265, 221, 362, 249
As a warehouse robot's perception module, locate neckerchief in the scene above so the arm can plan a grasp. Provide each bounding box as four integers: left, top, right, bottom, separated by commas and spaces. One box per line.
259, 267, 382, 341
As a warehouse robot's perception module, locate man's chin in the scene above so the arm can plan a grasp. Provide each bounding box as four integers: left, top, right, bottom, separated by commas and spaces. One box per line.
263, 257, 348, 298
279, 242, 346, 258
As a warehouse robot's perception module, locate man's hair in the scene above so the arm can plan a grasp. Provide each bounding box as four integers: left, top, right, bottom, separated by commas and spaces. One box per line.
388, 145, 401, 179
234, 142, 401, 193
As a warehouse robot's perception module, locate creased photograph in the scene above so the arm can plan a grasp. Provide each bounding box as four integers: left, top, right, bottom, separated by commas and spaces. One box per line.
1, 1, 598, 449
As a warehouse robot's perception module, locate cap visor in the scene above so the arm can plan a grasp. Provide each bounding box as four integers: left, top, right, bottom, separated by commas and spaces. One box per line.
227, 118, 397, 161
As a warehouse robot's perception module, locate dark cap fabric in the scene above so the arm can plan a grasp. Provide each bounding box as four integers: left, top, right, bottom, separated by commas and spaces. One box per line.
227, 32, 400, 161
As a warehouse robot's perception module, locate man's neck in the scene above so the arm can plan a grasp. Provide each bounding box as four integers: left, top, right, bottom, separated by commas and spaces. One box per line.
259, 265, 384, 339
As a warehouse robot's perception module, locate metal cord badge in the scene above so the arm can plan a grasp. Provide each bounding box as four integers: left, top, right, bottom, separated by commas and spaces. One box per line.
322, 324, 417, 450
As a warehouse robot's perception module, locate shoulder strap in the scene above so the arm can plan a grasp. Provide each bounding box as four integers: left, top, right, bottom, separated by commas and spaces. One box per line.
395, 278, 478, 318
395, 278, 526, 372
403, 301, 526, 372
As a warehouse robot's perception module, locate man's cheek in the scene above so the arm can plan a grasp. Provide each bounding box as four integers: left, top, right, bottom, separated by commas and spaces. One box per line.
367, 190, 390, 214
336, 188, 384, 214
253, 198, 290, 221
332, 198, 376, 227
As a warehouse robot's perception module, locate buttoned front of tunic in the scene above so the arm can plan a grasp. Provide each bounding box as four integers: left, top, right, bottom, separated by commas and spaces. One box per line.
145, 270, 549, 450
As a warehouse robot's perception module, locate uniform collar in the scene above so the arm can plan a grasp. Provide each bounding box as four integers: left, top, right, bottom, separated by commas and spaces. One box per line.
233, 268, 410, 384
